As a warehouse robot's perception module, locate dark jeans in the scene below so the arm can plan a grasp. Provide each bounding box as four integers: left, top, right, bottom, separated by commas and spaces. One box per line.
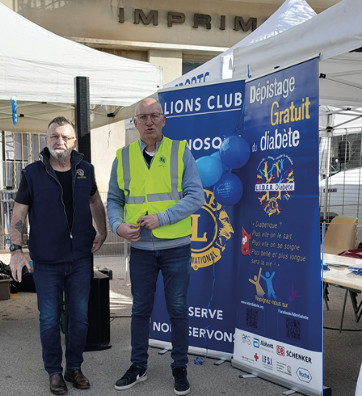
130, 245, 191, 370
33, 256, 92, 376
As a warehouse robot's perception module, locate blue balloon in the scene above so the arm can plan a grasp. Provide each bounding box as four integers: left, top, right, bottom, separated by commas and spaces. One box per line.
213, 173, 243, 205
219, 135, 250, 169
196, 155, 223, 188
211, 151, 229, 172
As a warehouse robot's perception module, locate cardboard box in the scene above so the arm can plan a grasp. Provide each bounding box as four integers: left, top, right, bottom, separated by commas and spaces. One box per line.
0, 278, 11, 300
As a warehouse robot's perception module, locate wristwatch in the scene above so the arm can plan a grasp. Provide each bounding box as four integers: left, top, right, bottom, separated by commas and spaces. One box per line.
10, 244, 22, 252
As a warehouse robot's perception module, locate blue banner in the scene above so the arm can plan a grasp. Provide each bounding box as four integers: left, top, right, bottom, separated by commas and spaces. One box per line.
149, 58, 322, 393
150, 81, 245, 356
232, 58, 322, 394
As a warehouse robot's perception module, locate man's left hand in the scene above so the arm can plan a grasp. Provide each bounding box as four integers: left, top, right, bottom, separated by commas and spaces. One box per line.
91, 233, 107, 253
138, 214, 160, 230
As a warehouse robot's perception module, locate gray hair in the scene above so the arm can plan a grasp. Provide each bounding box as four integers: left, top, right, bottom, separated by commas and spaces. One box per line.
47, 116, 75, 130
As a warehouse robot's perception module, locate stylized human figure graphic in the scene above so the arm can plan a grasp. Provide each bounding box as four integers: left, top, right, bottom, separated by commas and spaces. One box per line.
249, 267, 265, 296
260, 271, 276, 299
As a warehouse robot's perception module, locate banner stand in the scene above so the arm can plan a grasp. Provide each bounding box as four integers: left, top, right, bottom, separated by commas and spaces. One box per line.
231, 58, 323, 396
149, 339, 232, 362
150, 80, 246, 360
149, 60, 324, 396
232, 359, 324, 396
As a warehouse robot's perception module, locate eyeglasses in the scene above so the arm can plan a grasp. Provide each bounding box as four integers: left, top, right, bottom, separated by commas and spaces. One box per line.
48, 135, 75, 143
134, 113, 163, 123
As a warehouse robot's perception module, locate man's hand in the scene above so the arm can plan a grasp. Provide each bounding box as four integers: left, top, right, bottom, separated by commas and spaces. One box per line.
91, 232, 107, 253
138, 214, 160, 230
10, 251, 31, 283
116, 223, 141, 242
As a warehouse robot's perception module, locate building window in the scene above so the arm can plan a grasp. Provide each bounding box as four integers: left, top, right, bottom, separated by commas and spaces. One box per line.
2, 131, 46, 189
182, 61, 204, 75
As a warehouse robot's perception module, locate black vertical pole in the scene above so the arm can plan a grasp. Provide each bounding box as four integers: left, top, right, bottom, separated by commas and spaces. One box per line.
75, 76, 94, 340
74, 76, 111, 351
75, 76, 91, 162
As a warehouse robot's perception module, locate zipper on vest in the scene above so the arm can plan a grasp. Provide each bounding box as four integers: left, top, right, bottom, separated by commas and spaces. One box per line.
70, 156, 83, 238
45, 167, 72, 237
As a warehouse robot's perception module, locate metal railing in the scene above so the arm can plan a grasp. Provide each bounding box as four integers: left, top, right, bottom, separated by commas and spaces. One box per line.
0, 189, 26, 250
2, 160, 27, 190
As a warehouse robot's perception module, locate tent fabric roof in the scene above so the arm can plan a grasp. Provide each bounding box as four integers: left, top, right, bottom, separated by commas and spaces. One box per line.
0, 2, 162, 132
232, 0, 362, 131
164, 0, 316, 88
319, 53, 362, 108
233, 0, 362, 107
113, 0, 317, 123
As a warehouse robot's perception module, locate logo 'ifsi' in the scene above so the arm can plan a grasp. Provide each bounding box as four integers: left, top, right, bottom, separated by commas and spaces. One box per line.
190, 190, 234, 270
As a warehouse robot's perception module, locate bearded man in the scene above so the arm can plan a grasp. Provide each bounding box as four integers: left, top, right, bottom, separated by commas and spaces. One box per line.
9, 116, 107, 395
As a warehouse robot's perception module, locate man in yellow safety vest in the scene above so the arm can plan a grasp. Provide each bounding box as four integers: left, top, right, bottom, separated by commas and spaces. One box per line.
107, 97, 204, 395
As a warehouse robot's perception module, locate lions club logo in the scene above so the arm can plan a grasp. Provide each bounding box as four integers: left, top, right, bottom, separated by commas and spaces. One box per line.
255, 154, 294, 217
190, 190, 234, 270
76, 169, 86, 179
158, 155, 167, 167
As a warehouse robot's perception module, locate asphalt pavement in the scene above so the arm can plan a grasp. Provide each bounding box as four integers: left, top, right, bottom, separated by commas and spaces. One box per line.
0, 254, 361, 396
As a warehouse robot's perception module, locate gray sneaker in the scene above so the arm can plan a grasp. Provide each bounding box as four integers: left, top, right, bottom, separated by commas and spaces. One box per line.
114, 364, 147, 391
173, 367, 190, 395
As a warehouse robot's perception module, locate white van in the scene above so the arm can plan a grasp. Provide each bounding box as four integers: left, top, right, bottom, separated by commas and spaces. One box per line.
319, 127, 362, 244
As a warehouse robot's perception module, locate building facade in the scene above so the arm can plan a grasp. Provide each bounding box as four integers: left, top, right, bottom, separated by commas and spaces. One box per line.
0, 0, 339, 192
9, 0, 338, 86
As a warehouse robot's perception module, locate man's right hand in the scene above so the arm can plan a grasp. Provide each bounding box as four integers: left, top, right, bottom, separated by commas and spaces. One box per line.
10, 251, 31, 283
116, 223, 141, 242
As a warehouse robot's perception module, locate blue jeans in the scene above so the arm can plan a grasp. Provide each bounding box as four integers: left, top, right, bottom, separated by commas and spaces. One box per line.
33, 256, 92, 376
130, 245, 191, 369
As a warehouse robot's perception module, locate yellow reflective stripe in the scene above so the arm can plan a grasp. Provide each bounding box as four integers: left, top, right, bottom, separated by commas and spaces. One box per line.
125, 192, 183, 203
125, 196, 145, 204
116, 148, 124, 190
170, 140, 179, 194
122, 146, 130, 194
147, 191, 183, 202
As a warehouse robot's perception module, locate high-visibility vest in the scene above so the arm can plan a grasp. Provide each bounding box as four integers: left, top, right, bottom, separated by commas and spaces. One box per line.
116, 137, 192, 239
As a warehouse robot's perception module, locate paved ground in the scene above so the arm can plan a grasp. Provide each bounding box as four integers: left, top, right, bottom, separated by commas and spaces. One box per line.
0, 254, 361, 396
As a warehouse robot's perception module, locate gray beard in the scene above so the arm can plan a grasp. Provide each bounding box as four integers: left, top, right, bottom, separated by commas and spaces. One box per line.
48, 148, 72, 162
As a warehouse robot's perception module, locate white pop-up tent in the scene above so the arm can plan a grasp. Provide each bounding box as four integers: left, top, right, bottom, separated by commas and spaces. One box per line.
231, 0, 362, 243
112, 0, 317, 121
0, 2, 162, 133
164, 0, 316, 89
232, 0, 362, 132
